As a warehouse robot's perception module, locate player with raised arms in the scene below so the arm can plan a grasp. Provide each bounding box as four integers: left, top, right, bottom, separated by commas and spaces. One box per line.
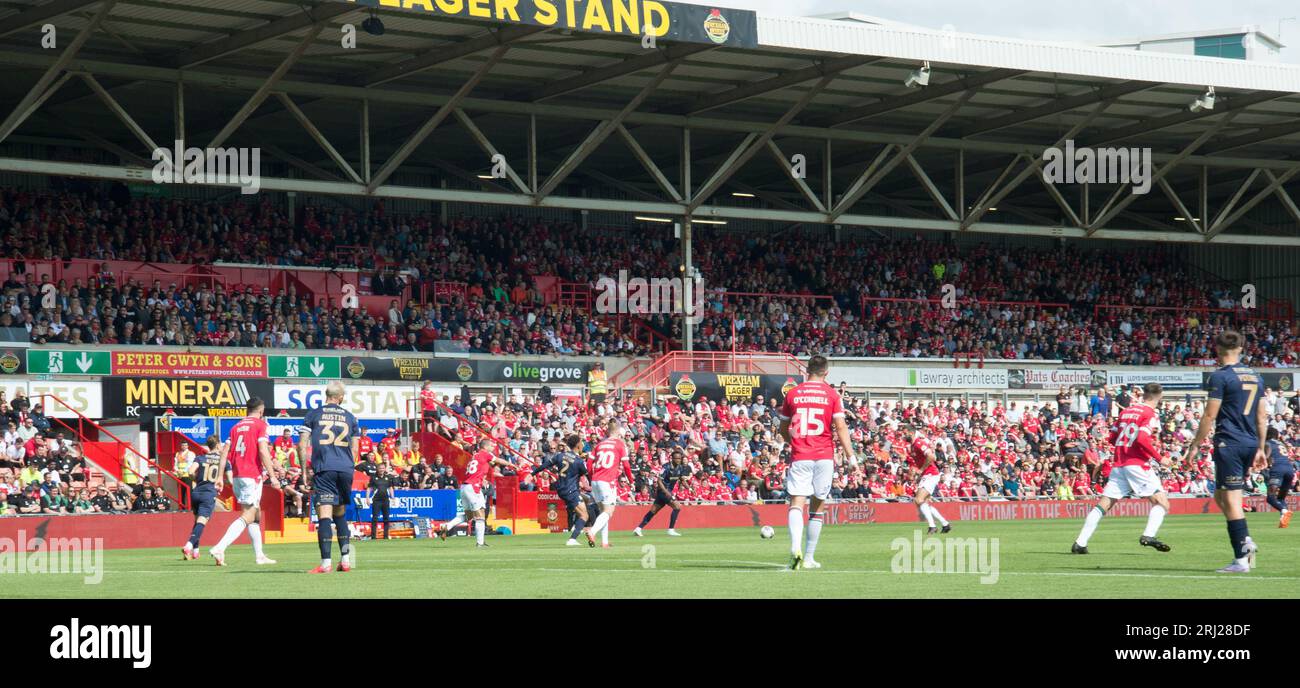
1181, 331, 1268, 573
1072, 383, 1172, 554
209, 397, 277, 566
302, 381, 362, 574
181, 435, 226, 560
907, 424, 951, 535
584, 419, 633, 548
438, 438, 513, 547
778, 355, 854, 570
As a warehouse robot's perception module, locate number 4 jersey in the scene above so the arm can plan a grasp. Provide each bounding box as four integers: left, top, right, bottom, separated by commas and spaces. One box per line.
1109, 403, 1161, 467
227, 416, 270, 478
778, 381, 845, 461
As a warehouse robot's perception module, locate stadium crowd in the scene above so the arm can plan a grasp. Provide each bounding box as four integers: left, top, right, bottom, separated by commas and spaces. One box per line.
2, 186, 1296, 366
0, 388, 172, 516
347, 383, 1300, 509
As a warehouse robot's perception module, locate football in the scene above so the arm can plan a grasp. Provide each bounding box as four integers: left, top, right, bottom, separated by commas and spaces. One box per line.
760, 526, 775, 539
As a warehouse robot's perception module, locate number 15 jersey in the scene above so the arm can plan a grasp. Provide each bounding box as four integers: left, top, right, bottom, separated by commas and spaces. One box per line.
778, 381, 845, 461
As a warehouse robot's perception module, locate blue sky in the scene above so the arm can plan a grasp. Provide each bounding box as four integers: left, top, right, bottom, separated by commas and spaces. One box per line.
727, 0, 1299, 63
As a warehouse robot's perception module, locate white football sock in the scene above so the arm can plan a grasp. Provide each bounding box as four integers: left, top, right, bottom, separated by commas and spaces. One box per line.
929, 503, 949, 527
214, 518, 246, 552
787, 506, 803, 556
919, 503, 936, 528
1076, 506, 1104, 546
805, 512, 824, 561
443, 515, 464, 532
474, 519, 485, 546
590, 511, 611, 537
246, 522, 263, 558
1142, 505, 1166, 538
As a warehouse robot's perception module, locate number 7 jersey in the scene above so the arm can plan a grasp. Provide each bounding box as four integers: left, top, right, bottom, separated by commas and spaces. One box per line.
778, 381, 845, 461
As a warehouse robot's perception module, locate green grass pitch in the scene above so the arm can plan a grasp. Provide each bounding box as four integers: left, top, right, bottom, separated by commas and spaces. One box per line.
14, 514, 1299, 598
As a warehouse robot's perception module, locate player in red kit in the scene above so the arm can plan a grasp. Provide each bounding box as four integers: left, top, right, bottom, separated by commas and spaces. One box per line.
437, 438, 511, 547
584, 419, 633, 548
209, 397, 278, 566
1073, 383, 1172, 554
908, 424, 951, 534
778, 355, 855, 570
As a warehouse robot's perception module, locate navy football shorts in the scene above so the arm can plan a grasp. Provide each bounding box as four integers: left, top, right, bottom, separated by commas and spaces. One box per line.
557, 489, 581, 511
313, 470, 355, 506
1267, 469, 1295, 490
191, 488, 217, 518
1213, 443, 1255, 491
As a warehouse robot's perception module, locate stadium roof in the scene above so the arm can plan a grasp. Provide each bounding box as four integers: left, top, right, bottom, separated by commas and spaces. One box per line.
0, 0, 1298, 246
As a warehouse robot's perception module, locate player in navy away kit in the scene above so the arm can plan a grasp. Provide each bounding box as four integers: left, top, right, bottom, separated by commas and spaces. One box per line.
633, 448, 689, 537
1264, 427, 1295, 528
1181, 331, 1269, 573
531, 435, 593, 546
181, 435, 226, 560
301, 381, 362, 574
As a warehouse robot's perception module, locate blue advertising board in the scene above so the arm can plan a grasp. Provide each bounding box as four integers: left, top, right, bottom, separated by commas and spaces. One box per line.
346, 489, 458, 522
160, 416, 218, 444
167, 415, 400, 446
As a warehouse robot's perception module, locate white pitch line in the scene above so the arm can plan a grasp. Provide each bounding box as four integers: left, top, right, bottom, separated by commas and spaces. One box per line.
94, 566, 1300, 581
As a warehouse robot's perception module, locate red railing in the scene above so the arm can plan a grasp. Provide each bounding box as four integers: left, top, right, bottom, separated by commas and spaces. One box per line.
860, 295, 1073, 321
557, 281, 592, 311
406, 397, 535, 534
424, 280, 467, 304
1092, 302, 1292, 323
720, 290, 835, 304
405, 397, 534, 467
0, 258, 369, 304
34, 394, 191, 510
613, 351, 806, 392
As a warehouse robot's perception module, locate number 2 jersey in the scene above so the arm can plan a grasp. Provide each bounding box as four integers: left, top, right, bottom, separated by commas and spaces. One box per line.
299, 403, 361, 473
778, 381, 845, 461
1109, 403, 1161, 468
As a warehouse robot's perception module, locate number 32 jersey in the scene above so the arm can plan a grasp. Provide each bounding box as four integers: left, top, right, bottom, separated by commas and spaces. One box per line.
779, 381, 845, 462
299, 403, 361, 473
